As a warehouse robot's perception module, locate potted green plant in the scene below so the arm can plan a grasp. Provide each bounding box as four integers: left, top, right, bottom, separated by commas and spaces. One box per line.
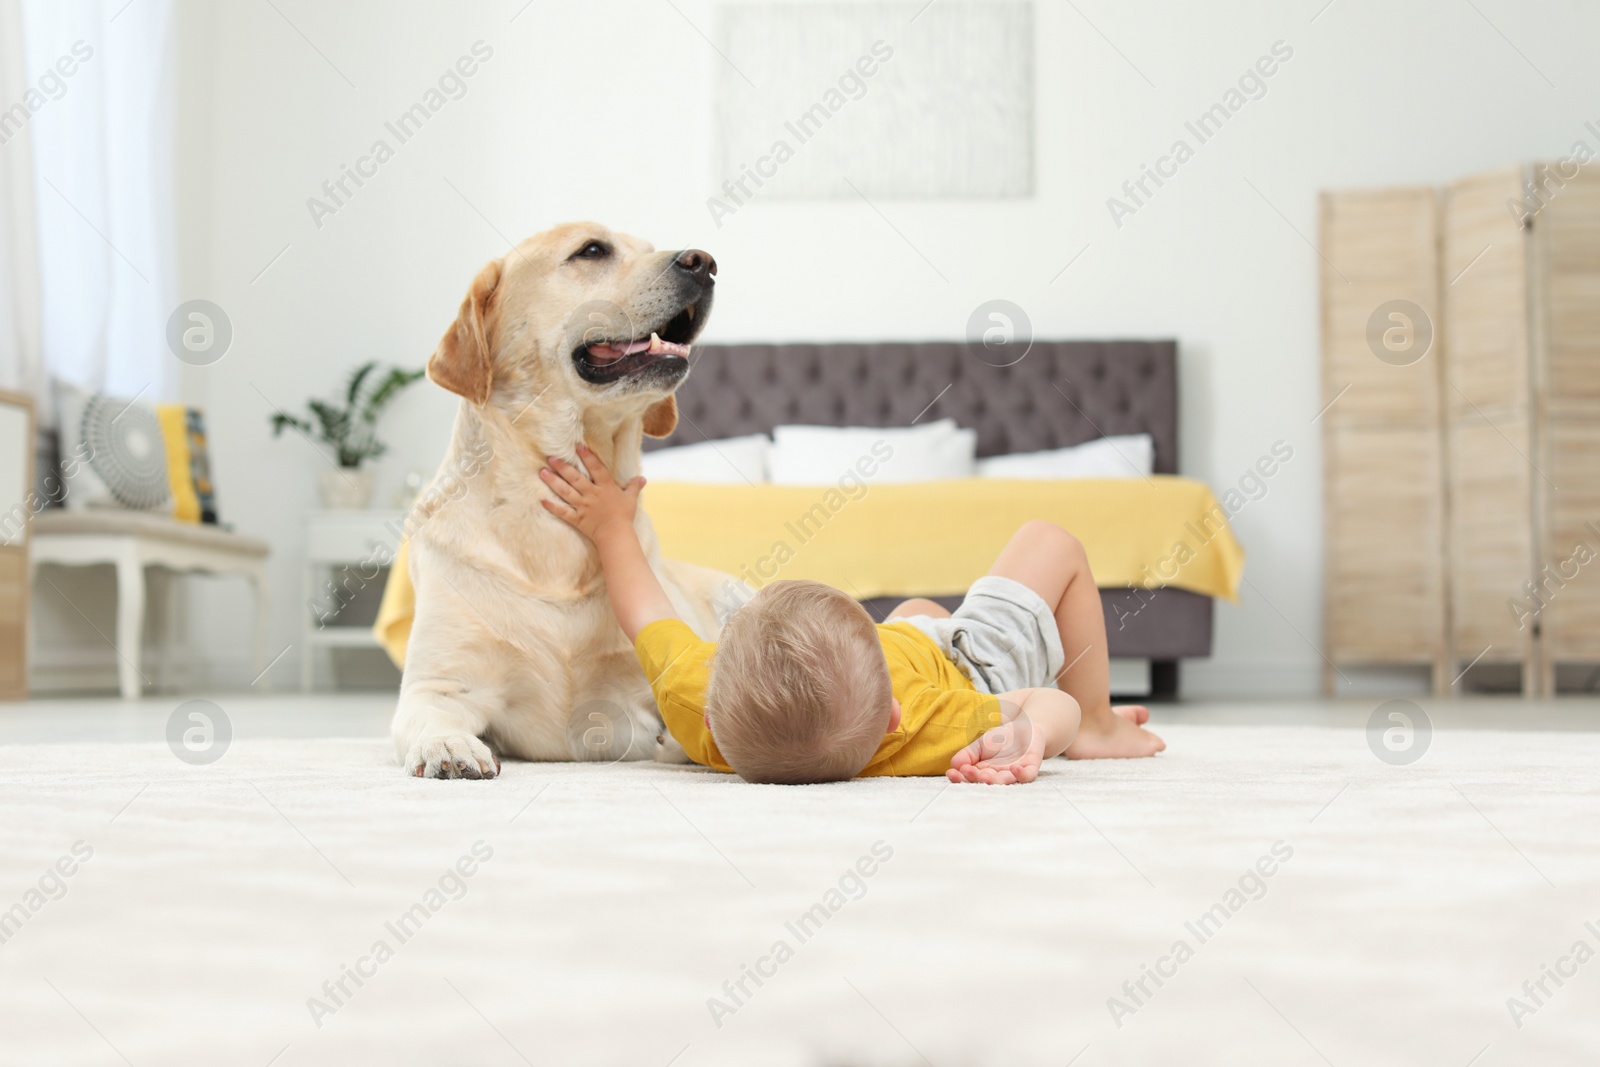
270, 362, 425, 510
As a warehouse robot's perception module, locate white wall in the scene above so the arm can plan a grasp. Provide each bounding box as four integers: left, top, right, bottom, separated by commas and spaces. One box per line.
165, 0, 1600, 695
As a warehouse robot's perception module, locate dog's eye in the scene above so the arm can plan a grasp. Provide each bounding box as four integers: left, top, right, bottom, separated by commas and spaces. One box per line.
571, 241, 610, 261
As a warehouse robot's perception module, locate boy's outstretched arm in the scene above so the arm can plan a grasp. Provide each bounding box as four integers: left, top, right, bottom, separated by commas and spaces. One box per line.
539, 443, 678, 642
947, 688, 1082, 785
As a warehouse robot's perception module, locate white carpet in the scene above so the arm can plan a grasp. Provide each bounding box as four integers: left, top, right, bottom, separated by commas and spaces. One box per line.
2, 725, 1597, 1067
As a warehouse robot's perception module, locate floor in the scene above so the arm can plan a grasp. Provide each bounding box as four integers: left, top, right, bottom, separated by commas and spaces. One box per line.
2, 695, 1597, 1066
1, 692, 1597, 744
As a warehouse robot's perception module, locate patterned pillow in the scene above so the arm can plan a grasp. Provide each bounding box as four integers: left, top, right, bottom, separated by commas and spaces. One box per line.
185, 409, 219, 524
54, 383, 220, 523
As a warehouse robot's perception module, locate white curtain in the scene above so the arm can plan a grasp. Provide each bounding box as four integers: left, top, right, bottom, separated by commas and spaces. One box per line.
12, 0, 177, 416
0, 0, 43, 400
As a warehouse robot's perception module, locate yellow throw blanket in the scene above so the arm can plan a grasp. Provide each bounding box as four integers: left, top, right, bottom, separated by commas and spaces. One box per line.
374, 476, 1245, 668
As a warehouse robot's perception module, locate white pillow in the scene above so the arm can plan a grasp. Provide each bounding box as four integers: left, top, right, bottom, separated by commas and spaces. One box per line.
641, 434, 769, 484
54, 381, 174, 512
976, 434, 1154, 480
768, 419, 976, 485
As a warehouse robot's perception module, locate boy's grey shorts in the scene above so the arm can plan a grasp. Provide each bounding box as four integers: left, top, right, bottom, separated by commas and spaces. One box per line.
901, 576, 1066, 696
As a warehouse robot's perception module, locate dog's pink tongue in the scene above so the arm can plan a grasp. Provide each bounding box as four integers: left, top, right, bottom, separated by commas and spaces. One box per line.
588, 333, 691, 365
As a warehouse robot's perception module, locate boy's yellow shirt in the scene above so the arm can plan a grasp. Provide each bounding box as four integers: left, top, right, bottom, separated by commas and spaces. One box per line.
635, 618, 1003, 778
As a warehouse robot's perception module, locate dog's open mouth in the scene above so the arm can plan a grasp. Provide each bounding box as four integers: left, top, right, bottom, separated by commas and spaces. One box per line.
584, 331, 690, 367
573, 303, 701, 385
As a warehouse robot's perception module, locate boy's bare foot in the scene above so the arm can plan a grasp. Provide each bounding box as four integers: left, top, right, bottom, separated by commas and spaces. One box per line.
1064, 704, 1165, 759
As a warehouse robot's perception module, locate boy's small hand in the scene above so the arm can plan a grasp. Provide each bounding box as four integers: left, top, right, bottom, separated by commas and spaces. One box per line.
539, 443, 644, 545
947, 718, 1045, 785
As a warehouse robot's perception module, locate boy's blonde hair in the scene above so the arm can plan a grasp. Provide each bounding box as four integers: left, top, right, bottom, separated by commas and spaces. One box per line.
706, 580, 893, 784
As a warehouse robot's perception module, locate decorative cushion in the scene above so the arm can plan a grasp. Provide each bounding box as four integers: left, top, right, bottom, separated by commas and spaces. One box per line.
159, 406, 200, 522
56, 383, 172, 514
55, 382, 220, 523
185, 409, 219, 523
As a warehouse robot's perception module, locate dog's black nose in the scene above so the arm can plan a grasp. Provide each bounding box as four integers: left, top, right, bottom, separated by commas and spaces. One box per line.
674, 249, 717, 280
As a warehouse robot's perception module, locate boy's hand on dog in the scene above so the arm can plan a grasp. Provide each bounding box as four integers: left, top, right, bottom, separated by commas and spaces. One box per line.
540, 442, 645, 545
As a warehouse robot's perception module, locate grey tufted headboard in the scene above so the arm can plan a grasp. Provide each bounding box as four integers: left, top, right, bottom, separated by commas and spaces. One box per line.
646, 341, 1179, 474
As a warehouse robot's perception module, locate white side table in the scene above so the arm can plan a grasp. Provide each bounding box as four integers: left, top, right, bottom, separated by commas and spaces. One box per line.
302, 510, 405, 692
32, 511, 271, 699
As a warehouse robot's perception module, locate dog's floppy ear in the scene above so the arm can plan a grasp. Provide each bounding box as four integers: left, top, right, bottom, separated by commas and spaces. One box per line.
428, 259, 502, 406
642, 395, 678, 438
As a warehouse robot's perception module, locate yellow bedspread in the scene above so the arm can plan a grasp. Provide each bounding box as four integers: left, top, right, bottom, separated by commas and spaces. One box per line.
374, 476, 1244, 668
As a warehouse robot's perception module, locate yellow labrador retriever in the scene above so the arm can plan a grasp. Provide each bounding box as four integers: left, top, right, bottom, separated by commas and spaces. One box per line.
392, 222, 734, 778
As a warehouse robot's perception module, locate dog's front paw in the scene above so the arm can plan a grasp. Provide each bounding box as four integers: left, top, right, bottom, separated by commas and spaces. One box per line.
407, 734, 499, 779
654, 731, 692, 764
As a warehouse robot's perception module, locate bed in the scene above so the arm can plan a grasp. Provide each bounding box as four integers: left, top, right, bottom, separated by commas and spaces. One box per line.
644, 340, 1219, 698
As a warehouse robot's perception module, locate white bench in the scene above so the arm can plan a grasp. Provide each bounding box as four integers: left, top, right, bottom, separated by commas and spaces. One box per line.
30, 510, 271, 699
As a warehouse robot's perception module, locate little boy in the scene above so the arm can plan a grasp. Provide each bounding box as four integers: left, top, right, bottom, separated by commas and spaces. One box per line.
540, 444, 1164, 785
